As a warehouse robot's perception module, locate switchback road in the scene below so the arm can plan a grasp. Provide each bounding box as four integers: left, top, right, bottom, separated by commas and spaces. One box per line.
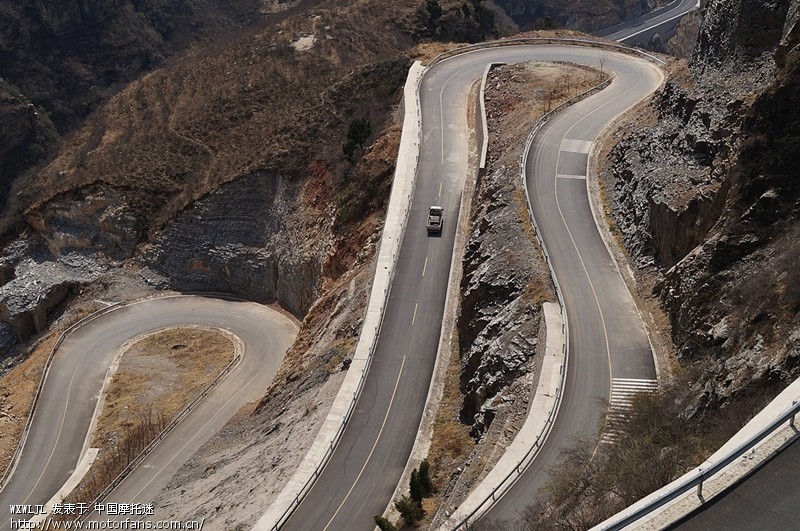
0, 296, 296, 530
283, 44, 662, 530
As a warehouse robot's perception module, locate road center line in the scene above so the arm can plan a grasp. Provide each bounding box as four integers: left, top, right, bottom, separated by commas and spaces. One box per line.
549, 74, 648, 455
439, 69, 463, 165
438, 182, 443, 197
411, 303, 419, 326
422, 256, 428, 277
322, 355, 407, 531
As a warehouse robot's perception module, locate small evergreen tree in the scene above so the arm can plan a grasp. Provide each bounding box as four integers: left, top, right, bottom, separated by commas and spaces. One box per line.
343, 117, 371, 161
418, 458, 432, 496
410, 468, 424, 503
395, 495, 424, 526
374, 515, 397, 531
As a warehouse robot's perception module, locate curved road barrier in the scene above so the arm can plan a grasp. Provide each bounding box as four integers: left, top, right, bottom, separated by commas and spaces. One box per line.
1, 299, 129, 490
593, 378, 800, 530
0, 294, 296, 531
441, 74, 614, 530
255, 61, 427, 531
256, 40, 655, 529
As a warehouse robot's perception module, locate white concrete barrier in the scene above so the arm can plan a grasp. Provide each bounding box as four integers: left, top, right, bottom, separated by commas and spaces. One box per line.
593, 377, 800, 530
254, 60, 426, 530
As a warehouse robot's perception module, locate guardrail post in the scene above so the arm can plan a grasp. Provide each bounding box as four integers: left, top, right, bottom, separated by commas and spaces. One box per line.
696, 469, 704, 500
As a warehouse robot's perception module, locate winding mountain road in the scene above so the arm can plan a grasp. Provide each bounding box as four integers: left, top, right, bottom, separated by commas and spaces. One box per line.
481, 47, 662, 525
281, 44, 662, 530
0, 4, 690, 526
598, 0, 700, 44
0, 296, 296, 530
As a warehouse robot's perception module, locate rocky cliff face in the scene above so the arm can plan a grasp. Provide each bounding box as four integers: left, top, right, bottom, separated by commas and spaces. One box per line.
458, 164, 547, 436
142, 171, 330, 317
457, 64, 570, 439
604, 0, 800, 411
0, 0, 414, 346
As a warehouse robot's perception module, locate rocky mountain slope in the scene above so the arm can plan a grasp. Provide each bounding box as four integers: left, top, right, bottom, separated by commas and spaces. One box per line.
0, 0, 756, 526
0, 0, 416, 350
491, 0, 667, 32
0, 0, 299, 211
603, 0, 800, 414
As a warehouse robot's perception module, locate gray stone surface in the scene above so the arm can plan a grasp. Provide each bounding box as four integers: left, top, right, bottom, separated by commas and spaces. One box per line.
143, 171, 330, 318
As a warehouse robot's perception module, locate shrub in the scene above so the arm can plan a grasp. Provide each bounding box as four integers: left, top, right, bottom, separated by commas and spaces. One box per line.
410, 458, 432, 503
395, 495, 424, 526
343, 117, 371, 161
374, 515, 397, 531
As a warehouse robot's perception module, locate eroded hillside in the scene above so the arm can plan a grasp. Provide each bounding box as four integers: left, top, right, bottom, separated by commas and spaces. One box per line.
604, 0, 800, 413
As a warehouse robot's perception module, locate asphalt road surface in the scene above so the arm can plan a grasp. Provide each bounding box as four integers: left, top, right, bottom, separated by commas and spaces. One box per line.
598, 0, 700, 44
284, 45, 662, 531
0, 4, 696, 529
671, 437, 800, 530
479, 48, 662, 526
0, 296, 296, 530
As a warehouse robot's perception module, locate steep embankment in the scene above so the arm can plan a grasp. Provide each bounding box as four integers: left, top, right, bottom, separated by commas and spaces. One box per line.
604, 0, 800, 413
0, 1, 415, 351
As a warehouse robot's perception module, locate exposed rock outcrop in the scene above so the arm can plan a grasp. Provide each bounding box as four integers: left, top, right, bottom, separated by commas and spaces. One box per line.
0, 234, 106, 341
603, 0, 800, 410
143, 172, 330, 318
458, 164, 545, 436
457, 63, 563, 439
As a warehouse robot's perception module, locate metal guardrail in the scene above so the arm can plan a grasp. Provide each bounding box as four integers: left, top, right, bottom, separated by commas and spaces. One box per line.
426, 37, 666, 68
596, 398, 800, 530
1, 293, 251, 505
268, 62, 426, 530
594, 0, 682, 38
269, 39, 660, 529
452, 75, 612, 530
79, 338, 243, 519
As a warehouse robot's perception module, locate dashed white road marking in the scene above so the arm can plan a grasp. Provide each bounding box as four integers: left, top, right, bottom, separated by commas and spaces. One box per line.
411, 303, 419, 326
602, 378, 659, 444
322, 355, 407, 531
422, 256, 428, 277
556, 173, 587, 180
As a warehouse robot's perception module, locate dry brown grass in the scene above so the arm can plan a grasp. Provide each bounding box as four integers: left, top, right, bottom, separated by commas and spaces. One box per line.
411, 41, 464, 64
63, 327, 234, 506
0, 334, 56, 475
425, 328, 475, 522
1, 0, 422, 245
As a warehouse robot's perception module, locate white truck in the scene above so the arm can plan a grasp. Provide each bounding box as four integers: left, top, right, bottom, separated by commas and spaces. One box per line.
426, 206, 443, 234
